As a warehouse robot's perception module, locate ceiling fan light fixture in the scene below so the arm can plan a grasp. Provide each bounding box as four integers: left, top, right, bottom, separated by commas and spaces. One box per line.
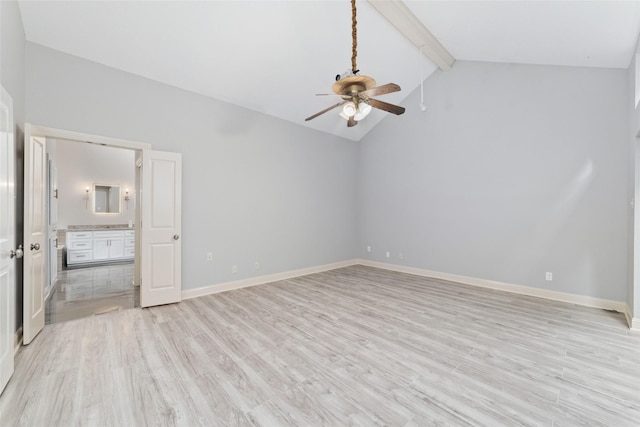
354, 102, 372, 121
341, 101, 357, 117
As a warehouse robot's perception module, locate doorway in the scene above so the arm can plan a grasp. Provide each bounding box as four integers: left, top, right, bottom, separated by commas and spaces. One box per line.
44, 138, 139, 324
23, 124, 182, 344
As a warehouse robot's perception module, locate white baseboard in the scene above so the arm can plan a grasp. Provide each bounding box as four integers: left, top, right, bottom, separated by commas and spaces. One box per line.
357, 259, 628, 313
182, 259, 359, 300
625, 304, 640, 331
182, 258, 634, 329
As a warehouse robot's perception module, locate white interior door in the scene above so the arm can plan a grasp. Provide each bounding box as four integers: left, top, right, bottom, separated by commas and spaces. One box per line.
23, 125, 47, 345
48, 160, 58, 290
140, 150, 182, 307
0, 86, 16, 393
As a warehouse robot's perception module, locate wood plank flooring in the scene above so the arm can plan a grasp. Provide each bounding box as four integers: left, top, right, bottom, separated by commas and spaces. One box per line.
2, 265, 639, 426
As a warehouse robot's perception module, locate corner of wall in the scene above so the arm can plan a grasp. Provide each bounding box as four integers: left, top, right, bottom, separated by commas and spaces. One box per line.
359, 259, 628, 313
630, 32, 640, 324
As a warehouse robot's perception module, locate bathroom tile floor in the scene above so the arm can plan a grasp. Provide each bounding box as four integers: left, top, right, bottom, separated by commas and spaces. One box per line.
45, 262, 138, 324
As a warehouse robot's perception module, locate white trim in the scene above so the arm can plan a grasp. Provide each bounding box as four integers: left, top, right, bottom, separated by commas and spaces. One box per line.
27, 124, 151, 151
626, 305, 640, 331
182, 259, 359, 300
368, 0, 455, 70
357, 259, 628, 313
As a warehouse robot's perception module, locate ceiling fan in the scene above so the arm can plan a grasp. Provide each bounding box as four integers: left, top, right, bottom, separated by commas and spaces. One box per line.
305, 0, 405, 128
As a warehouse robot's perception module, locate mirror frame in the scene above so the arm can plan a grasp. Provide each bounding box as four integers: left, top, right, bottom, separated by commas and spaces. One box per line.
93, 183, 121, 214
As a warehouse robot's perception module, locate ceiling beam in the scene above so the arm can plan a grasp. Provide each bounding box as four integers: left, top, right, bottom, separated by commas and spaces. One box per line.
368, 0, 455, 71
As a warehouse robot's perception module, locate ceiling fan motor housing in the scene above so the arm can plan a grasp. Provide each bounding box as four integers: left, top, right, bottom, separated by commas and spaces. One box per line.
332, 75, 377, 96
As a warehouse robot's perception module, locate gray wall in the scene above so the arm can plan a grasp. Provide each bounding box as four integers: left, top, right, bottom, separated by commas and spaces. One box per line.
26, 42, 358, 291
1, 1, 25, 124
358, 61, 629, 301
54, 140, 136, 228
1, 0, 25, 332
630, 37, 640, 318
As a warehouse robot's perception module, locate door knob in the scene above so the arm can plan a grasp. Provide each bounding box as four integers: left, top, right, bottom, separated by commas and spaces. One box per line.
10, 245, 24, 259
30, 243, 40, 251
173, 235, 180, 240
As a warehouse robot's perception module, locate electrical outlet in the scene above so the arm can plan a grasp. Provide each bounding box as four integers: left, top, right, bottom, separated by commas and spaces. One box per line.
207, 252, 213, 262
386, 251, 390, 258
254, 261, 260, 270
232, 265, 238, 274
366, 245, 371, 253
546, 272, 553, 281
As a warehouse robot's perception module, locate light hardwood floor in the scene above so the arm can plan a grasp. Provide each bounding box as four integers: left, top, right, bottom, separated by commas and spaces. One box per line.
2, 265, 639, 426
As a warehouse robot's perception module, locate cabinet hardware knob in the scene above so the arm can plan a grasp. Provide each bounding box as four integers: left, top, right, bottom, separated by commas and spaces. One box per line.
30, 243, 40, 251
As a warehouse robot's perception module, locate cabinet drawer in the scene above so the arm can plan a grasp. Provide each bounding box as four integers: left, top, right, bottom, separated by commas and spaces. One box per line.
68, 240, 92, 250
68, 250, 93, 263
124, 247, 135, 257
124, 237, 135, 247
67, 231, 92, 240
94, 230, 125, 238
124, 230, 135, 237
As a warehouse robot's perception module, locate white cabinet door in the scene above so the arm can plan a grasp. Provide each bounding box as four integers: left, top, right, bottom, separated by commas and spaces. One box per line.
109, 238, 125, 259
93, 231, 125, 261
92, 238, 110, 261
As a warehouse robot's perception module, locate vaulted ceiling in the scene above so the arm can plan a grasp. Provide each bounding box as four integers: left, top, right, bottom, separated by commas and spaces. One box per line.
18, 1, 640, 141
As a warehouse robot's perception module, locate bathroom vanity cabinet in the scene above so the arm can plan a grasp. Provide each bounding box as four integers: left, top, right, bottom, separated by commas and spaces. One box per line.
66, 229, 135, 266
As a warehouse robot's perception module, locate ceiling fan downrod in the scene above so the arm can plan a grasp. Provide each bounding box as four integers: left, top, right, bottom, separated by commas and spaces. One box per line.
351, 0, 359, 75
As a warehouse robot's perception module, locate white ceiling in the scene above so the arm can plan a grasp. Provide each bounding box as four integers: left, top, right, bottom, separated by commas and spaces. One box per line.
18, 1, 640, 141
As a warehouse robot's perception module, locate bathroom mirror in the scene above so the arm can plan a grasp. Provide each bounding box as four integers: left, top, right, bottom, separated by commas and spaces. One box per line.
94, 184, 121, 214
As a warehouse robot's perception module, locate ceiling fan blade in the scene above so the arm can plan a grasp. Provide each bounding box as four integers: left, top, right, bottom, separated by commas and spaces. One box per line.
305, 101, 347, 121
360, 83, 401, 97
316, 93, 352, 101
347, 116, 358, 127
367, 98, 406, 115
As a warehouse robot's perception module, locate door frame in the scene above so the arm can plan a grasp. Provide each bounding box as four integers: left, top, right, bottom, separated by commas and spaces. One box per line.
29, 125, 151, 152
26, 124, 151, 324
